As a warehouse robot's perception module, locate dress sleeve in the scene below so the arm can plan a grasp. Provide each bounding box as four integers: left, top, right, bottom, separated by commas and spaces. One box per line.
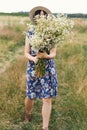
26, 28, 35, 39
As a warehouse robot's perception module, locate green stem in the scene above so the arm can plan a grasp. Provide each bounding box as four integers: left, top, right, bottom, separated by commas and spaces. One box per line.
35, 58, 46, 78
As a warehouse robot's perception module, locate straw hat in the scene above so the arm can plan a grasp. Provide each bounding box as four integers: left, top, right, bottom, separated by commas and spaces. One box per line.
29, 6, 52, 23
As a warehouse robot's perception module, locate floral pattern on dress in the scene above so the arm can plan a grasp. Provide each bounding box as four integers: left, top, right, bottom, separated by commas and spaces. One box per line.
25, 29, 58, 99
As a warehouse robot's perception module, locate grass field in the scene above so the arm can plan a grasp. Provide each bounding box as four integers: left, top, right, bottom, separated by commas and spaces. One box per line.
0, 15, 87, 130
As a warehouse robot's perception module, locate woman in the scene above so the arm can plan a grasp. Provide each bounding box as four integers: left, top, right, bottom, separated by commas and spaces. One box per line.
24, 6, 58, 130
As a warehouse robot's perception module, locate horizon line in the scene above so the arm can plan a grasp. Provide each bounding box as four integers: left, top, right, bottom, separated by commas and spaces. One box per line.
0, 11, 87, 14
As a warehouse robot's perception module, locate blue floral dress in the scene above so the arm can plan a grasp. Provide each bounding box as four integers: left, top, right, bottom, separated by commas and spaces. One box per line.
26, 29, 58, 99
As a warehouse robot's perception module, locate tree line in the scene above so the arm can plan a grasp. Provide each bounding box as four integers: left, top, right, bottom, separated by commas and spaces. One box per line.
0, 12, 87, 18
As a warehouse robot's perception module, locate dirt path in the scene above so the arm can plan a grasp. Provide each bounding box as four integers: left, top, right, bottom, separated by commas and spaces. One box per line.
0, 46, 24, 75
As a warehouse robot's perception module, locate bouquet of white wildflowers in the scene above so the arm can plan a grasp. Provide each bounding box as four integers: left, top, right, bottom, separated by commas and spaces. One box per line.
28, 14, 74, 78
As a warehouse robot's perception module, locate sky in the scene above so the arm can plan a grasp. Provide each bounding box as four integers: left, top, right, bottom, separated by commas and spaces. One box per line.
0, 0, 87, 14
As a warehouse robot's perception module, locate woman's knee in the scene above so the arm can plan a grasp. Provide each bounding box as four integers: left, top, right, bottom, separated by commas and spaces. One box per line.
42, 98, 52, 104
25, 97, 34, 104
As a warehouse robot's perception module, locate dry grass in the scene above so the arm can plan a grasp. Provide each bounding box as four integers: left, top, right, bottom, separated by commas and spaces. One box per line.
0, 15, 87, 130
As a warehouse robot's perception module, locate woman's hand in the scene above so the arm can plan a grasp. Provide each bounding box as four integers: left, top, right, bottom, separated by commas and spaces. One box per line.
37, 51, 48, 59
37, 48, 56, 59
33, 56, 38, 64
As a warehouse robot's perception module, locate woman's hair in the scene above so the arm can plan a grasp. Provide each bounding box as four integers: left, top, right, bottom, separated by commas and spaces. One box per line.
34, 10, 47, 16
33, 10, 47, 24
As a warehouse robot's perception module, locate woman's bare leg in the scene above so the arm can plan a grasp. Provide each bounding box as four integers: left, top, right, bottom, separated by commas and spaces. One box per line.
25, 97, 34, 121
42, 98, 52, 129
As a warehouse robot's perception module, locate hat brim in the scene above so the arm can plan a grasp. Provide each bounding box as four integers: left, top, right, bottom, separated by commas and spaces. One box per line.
29, 6, 52, 23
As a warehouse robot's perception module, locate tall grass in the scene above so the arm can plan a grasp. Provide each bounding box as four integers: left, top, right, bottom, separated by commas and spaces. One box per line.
0, 16, 87, 130
0, 16, 29, 73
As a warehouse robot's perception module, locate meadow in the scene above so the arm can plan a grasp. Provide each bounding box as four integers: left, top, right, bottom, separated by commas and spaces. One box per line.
0, 15, 87, 130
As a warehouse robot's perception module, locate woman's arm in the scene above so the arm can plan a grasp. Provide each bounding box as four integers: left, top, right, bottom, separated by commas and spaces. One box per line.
24, 36, 38, 63
37, 48, 57, 59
